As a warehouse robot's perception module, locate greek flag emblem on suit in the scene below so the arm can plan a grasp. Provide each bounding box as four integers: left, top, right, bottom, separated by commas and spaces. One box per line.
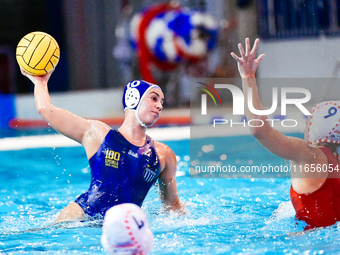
143, 167, 157, 182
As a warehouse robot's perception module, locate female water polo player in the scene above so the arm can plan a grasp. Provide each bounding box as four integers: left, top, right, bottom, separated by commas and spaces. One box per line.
231, 38, 340, 230
20, 68, 184, 222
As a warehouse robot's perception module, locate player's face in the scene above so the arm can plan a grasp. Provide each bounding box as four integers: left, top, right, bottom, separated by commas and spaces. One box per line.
138, 88, 164, 126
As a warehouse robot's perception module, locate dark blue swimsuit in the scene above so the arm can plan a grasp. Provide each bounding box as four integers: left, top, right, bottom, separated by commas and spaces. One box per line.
75, 129, 161, 217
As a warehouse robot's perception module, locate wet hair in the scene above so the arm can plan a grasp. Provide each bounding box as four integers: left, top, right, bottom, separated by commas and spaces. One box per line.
317, 142, 340, 154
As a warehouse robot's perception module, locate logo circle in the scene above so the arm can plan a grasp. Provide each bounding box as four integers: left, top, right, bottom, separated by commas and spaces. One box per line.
125, 88, 140, 109
130, 80, 141, 88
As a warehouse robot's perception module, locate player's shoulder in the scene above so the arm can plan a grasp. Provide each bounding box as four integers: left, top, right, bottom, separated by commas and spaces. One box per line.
153, 139, 177, 171
153, 139, 170, 150
153, 139, 174, 156
88, 119, 111, 131
86, 119, 112, 139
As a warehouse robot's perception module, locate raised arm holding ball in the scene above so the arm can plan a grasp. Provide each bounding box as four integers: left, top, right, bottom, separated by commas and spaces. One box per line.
231, 38, 340, 230
19, 50, 184, 222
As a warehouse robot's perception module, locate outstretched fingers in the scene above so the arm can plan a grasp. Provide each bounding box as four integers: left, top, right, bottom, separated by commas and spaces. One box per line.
231, 41, 247, 63
231, 38, 265, 77
232, 38, 264, 61
233, 38, 253, 61
238, 42, 245, 57
250, 38, 260, 55
255, 53, 265, 64
231, 37, 265, 73
230, 51, 242, 63
245, 37, 251, 55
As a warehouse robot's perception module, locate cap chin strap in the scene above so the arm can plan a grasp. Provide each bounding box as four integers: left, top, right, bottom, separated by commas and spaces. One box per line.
134, 86, 157, 128
124, 108, 153, 127
135, 110, 149, 127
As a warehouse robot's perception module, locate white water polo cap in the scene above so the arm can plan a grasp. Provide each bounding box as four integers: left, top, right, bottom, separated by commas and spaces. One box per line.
101, 203, 154, 255
308, 101, 340, 145
122, 80, 162, 127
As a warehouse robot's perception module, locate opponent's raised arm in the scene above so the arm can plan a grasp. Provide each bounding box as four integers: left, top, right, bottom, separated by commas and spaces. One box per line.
231, 38, 265, 125
230, 38, 319, 164
231, 38, 274, 142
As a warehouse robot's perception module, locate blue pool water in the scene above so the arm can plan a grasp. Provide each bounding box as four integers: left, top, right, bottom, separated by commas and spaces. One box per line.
1, 133, 340, 254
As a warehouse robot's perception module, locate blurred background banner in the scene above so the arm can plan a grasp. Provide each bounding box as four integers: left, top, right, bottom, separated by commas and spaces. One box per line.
257, 0, 340, 39
1, 0, 340, 130
0, 93, 15, 130
0, 0, 238, 94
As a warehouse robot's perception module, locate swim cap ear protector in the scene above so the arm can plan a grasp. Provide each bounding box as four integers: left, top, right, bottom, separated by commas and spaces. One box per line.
122, 80, 162, 127
308, 101, 340, 145
101, 203, 154, 255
